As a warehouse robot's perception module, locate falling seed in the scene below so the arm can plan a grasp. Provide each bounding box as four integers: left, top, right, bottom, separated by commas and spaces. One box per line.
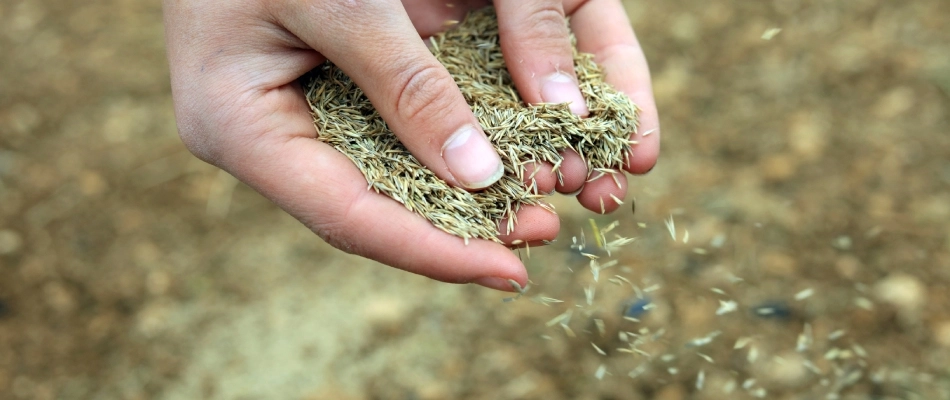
748, 346, 759, 363
797, 323, 813, 352
686, 331, 722, 348
827, 330, 847, 341
761, 27, 782, 40
742, 378, 757, 390
561, 324, 576, 338
637, 222, 647, 228
595, 319, 606, 337
642, 128, 656, 137
628, 364, 647, 378
537, 296, 564, 306
696, 369, 706, 390
664, 214, 676, 241
592, 342, 607, 356
824, 348, 841, 360
802, 360, 822, 374
546, 310, 573, 327
734, 337, 752, 349
683, 229, 690, 244
584, 285, 596, 305
631, 197, 636, 214
716, 300, 738, 315
710, 288, 727, 295
697, 353, 714, 363
854, 297, 874, 310
852, 343, 868, 358
595, 364, 608, 380
795, 288, 815, 301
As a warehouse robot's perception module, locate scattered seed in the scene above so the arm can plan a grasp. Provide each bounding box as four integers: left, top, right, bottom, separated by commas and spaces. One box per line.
305, 8, 638, 242
664, 214, 677, 241
697, 353, 715, 363
735, 337, 752, 349
595, 364, 608, 380
761, 27, 782, 40
592, 342, 607, 356
716, 300, 738, 315
795, 288, 815, 301
854, 297, 874, 310
828, 330, 847, 341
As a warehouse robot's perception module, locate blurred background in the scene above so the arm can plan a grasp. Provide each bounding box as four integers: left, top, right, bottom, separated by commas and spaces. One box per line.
2, 0, 949, 399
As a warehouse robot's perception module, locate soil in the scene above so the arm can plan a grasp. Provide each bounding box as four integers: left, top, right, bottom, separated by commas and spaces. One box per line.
1, 0, 949, 399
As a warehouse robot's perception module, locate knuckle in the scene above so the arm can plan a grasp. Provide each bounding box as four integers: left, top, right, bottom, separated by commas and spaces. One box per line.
393, 63, 457, 122
523, 4, 568, 44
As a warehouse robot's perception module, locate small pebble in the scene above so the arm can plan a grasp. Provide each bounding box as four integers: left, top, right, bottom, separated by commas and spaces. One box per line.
832, 235, 852, 250
873, 273, 926, 317
933, 321, 950, 348
759, 351, 809, 388
0, 229, 23, 255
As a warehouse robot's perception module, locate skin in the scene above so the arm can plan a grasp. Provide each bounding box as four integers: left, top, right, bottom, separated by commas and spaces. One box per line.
163, 0, 660, 292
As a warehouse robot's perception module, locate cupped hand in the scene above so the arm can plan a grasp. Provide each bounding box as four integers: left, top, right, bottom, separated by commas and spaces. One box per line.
163, 0, 659, 291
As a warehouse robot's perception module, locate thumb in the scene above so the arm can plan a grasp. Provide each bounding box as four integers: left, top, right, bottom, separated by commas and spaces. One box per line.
278, 1, 504, 190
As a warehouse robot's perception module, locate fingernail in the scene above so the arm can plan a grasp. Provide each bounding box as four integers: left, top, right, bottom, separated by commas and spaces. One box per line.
442, 125, 504, 189
541, 72, 589, 117
471, 276, 515, 291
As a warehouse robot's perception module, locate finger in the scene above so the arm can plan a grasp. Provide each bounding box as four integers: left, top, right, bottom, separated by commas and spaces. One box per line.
522, 161, 558, 195
219, 83, 529, 291
567, 0, 660, 173
401, 0, 491, 37
497, 205, 560, 246
576, 170, 627, 214
278, 1, 504, 190
495, 0, 590, 116
554, 149, 588, 194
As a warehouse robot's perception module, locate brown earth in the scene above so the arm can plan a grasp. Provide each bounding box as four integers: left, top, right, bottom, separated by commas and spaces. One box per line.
1, 0, 949, 399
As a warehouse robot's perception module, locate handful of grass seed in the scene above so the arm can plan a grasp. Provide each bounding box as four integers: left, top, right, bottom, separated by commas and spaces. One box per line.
305, 7, 638, 243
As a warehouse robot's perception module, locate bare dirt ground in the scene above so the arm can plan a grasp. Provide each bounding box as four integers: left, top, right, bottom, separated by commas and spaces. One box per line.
2, 1, 950, 399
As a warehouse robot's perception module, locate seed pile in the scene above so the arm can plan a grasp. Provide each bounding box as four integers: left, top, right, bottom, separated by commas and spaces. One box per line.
304, 7, 638, 242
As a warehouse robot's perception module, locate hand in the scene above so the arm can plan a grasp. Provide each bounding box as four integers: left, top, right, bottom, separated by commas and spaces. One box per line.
162, 0, 659, 291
